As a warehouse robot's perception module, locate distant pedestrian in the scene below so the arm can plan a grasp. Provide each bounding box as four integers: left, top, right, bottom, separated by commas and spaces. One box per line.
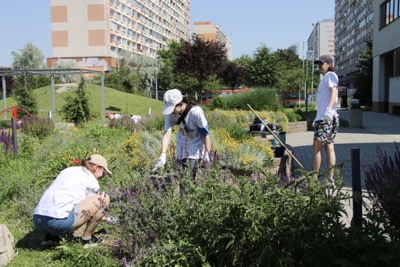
313, 55, 339, 185
129, 115, 142, 124
106, 111, 122, 127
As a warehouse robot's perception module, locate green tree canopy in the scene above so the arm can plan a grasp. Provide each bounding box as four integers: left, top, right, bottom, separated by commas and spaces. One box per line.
11, 42, 45, 70
355, 40, 373, 107
273, 49, 304, 92
246, 44, 279, 88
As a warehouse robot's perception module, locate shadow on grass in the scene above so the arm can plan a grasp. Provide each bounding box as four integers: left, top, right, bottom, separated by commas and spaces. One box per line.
106, 106, 122, 112
16, 229, 48, 251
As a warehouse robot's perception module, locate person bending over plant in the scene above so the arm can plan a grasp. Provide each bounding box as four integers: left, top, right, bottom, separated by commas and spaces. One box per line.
154, 89, 211, 179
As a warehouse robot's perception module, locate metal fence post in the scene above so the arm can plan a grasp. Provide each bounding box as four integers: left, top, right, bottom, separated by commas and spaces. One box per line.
351, 148, 362, 227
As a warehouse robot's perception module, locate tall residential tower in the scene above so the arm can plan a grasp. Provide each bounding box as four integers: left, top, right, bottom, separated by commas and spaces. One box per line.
192, 21, 233, 59
48, 0, 191, 71
334, 0, 373, 88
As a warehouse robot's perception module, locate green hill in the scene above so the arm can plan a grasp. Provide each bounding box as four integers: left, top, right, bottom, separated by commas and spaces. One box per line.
0, 83, 163, 121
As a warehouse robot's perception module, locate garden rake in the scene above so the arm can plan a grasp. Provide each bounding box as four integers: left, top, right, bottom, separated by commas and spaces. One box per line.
247, 104, 305, 170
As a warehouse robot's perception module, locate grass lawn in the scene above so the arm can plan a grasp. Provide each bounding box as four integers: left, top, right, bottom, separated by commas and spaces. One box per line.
0, 83, 163, 121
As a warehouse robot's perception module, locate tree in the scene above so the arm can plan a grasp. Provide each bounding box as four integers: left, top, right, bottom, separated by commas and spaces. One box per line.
157, 41, 180, 90
355, 40, 373, 107
174, 35, 227, 96
273, 49, 304, 93
124, 53, 160, 93
13, 80, 38, 118
11, 42, 45, 70
246, 44, 279, 88
218, 62, 246, 89
234, 55, 254, 86
60, 78, 90, 124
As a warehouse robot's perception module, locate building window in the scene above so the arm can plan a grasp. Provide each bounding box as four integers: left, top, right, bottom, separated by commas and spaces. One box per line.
381, 0, 400, 28
395, 48, 400, 77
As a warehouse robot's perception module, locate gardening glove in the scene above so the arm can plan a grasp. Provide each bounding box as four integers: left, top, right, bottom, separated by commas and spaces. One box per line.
203, 152, 210, 162
323, 107, 335, 123
153, 153, 166, 171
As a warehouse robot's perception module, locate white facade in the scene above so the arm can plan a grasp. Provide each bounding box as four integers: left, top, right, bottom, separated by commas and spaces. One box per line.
49, 0, 190, 69
372, 0, 400, 114
307, 19, 335, 60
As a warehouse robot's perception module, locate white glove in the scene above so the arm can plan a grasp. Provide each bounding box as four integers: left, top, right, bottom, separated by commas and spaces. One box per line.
154, 153, 166, 169
204, 152, 210, 162
323, 107, 335, 123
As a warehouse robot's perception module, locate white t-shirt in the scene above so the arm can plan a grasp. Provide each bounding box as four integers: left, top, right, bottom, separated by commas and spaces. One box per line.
114, 114, 123, 119
129, 115, 142, 124
164, 106, 209, 160
33, 166, 100, 219
315, 71, 339, 121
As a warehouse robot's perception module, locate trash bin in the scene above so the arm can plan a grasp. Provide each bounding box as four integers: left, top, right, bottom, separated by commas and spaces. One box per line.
349, 107, 363, 128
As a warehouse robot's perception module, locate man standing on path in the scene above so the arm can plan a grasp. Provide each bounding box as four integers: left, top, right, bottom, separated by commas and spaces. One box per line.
312, 55, 339, 184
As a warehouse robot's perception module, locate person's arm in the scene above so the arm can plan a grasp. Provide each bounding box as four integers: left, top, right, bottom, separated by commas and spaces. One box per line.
327, 86, 338, 109
204, 134, 211, 153
160, 128, 172, 154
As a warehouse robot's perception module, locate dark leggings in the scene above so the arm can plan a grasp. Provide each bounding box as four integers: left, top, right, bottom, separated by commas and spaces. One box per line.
182, 158, 199, 180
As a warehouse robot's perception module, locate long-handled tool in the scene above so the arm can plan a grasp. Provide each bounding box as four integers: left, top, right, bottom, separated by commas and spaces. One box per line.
247, 104, 305, 170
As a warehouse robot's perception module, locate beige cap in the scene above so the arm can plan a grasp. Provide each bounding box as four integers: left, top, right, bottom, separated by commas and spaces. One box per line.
87, 154, 113, 175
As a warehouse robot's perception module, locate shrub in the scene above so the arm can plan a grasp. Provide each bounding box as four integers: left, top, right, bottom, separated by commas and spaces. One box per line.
20, 117, 55, 140
60, 78, 91, 124
209, 88, 282, 111
283, 109, 303, 122
109, 169, 350, 266
364, 143, 400, 229
112, 116, 137, 132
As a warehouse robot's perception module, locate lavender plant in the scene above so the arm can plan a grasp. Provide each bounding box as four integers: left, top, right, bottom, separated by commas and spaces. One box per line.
364, 142, 400, 229
0, 129, 14, 154
20, 116, 55, 140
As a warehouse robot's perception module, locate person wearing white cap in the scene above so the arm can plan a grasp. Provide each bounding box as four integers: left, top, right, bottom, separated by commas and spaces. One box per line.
33, 154, 117, 247
313, 55, 339, 185
154, 89, 211, 178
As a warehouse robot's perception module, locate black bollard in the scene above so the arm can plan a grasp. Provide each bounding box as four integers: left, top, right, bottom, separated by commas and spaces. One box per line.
351, 148, 362, 227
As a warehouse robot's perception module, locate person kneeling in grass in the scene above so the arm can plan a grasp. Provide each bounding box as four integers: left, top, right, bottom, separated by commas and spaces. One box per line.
33, 154, 117, 247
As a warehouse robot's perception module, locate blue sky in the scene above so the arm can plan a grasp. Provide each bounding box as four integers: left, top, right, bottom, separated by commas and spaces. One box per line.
0, 0, 334, 67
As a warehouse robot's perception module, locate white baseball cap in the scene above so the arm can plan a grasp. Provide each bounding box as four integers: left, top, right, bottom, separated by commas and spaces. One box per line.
162, 89, 183, 115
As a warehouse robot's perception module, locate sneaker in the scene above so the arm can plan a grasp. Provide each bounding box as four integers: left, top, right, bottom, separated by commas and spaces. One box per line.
80, 235, 100, 248
42, 233, 62, 247
105, 216, 118, 225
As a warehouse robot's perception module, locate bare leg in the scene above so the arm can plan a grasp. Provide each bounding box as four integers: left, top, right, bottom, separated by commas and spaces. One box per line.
313, 139, 323, 178
324, 143, 336, 180
73, 192, 110, 238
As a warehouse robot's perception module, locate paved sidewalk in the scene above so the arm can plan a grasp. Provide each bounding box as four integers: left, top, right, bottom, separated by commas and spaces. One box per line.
286, 110, 400, 226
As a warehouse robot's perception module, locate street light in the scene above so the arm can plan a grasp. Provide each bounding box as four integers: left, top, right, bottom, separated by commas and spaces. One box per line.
305, 50, 314, 112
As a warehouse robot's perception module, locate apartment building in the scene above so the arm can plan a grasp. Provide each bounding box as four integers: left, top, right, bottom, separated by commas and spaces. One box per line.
192, 21, 233, 59
307, 19, 335, 60
47, 0, 191, 71
372, 0, 400, 114
334, 0, 373, 89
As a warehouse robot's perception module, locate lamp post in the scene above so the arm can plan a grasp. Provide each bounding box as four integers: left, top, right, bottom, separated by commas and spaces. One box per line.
306, 50, 314, 112
116, 41, 121, 71
301, 41, 305, 109
155, 58, 159, 100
